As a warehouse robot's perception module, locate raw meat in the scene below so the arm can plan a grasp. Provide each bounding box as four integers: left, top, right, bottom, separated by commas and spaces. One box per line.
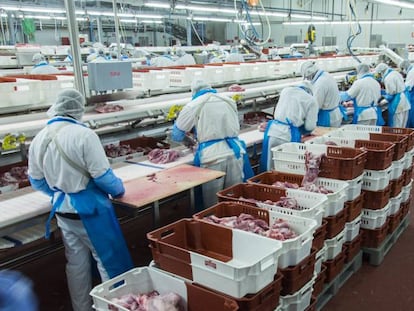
148, 148, 180, 164
104, 144, 146, 158
95, 103, 124, 113
271, 180, 333, 194
258, 121, 268, 132
263, 218, 298, 241
272, 181, 300, 189
228, 84, 245, 92
275, 196, 300, 210
0, 166, 28, 187
302, 151, 325, 187
109, 291, 183, 311
324, 141, 338, 146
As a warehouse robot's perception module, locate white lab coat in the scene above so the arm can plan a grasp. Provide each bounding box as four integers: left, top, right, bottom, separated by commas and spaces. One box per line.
28, 117, 112, 311
347, 75, 381, 124
383, 70, 410, 128
312, 70, 342, 127
225, 53, 245, 63
405, 67, 414, 89
175, 93, 244, 207
30, 62, 59, 74
209, 56, 223, 64
150, 56, 175, 67
264, 87, 318, 170
175, 54, 196, 66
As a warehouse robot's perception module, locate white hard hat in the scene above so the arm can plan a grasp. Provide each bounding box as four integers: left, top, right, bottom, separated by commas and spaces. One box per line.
47, 89, 86, 121
300, 61, 318, 80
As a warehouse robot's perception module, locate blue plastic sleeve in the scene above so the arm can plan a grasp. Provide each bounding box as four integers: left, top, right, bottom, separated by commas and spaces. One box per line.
340, 91, 352, 102
171, 123, 186, 142
29, 176, 54, 197
93, 168, 125, 198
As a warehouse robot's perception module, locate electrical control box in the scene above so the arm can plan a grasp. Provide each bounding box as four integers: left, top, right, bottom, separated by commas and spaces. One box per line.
87, 61, 133, 92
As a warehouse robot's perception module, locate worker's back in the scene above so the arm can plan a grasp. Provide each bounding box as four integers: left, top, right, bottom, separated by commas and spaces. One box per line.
31, 63, 59, 74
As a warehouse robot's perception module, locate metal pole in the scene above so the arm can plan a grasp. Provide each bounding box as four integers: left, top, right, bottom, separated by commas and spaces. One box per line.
369, 4, 374, 48
186, 19, 192, 46
96, 16, 103, 43
112, 0, 121, 60
7, 12, 15, 45
64, 0, 86, 98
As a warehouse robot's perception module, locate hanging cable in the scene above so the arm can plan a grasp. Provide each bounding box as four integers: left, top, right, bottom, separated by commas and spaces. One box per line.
346, 0, 361, 63
190, 20, 205, 46
0, 13, 6, 45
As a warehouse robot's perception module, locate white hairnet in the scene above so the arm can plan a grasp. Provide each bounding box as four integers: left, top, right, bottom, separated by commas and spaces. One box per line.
300, 61, 318, 79
191, 79, 212, 96
399, 59, 411, 72
374, 63, 389, 76
47, 89, 86, 121
66, 48, 72, 56
176, 48, 185, 57
32, 53, 45, 64
230, 46, 238, 54
298, 80, 313, 95
356, 63, 370, 77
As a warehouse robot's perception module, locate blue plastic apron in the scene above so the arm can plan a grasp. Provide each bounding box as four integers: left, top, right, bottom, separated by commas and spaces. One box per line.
44, 119, 133, 278
33, 61, 48, 68
193, 136, 253, 181
259, 118, 300, 172
405, 85, 414, 128
383, 69, 402, 127
317, 106, 348, 127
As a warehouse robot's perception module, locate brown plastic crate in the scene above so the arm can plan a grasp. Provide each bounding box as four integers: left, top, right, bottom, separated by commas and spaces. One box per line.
147, 219, 234, 281
345, 193, 364, 222
305, 295, 317, 311
186, 282, 239, 311
312, 265, 327, 298
247, 171, 303, 186
318, 146, 367, 180
403, 166, 413, 186
381, 126, 414, 151
324, 208, 346, 239
390, 175, 404, 198
324, 251, 346, 283
343, 233, 362, 263
354, 140, 394, 170
217, 183, 286, 205
388, 208, 403, 234
280, 248, 317, 295
401, 196, 412, 217
362, 184, 391, 210
312, 220, 327, 252
370, 133, 408, 160
361, 218, 390, 248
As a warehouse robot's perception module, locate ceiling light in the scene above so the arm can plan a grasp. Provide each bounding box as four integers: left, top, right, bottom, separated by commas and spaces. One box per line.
120, 19, 137, 23
189, 16, 232, 22
176, 4, 235, 14
236, 20, 261, 26
290, 13, 328, 20
21, 15, 52, 19
249, 11, 288, 18
144, 2, 170, 9
118, 13, 135, 18
142, 20, 163, 23
20, 7, 66, 14
135, 14, 163, 19
283, 20, 414, 25
372, 0, 414, 10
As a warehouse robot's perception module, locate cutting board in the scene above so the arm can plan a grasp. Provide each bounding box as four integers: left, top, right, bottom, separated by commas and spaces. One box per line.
114, 164, 225, 208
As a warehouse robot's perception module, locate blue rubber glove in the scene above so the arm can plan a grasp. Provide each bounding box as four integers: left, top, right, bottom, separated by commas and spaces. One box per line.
339, 91, 352, 102
29, 176, 54, 197
171, 123, 186, 142
94, 168, 125, 198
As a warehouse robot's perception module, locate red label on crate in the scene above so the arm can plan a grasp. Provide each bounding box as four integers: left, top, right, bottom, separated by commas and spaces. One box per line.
204, 260, 217, 269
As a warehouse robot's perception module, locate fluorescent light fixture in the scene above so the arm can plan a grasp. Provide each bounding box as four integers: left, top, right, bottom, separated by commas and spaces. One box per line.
120, 19, 137, 23
290, 13, 328, 20
120, 19, 162, 24
249, 11, 288, 17
144, 2, 170, 9
21, 7, 66, 14
135, 14, 163, 19
142, 20, 163, 23
87, 11, 114, 16
190, 16, 232, 22
372, 0, 414, 9
176, 4, 235, 14
76, 17, 87, 21
283, 20, 414, 25
118, 13, 135, 18
0, 6, 20, 11
21, 15, 52, 19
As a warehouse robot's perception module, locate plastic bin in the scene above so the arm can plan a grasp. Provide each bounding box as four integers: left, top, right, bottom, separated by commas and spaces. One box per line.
216, 183, 326, 227
389, 174, 404, 198
388, 192, 403, 216
361, 218, 390, 248
324, 207, 346, 239
344, 215, 361, 242
401, 180, 413, 203
0, 77, 43, 109
403, 152, 413, 170
132, 69, 170, 90
390, 158, 405, 180
193, 202, 316, 269
89, 267, 239, 311
279, 277, 314, 311
147, 219, 282, 298
344, 192, 364, 222
324, 229, 345, 261
247, 171, 349, 217
388, 208, 403, 234
314, 245, 326, 275
361, 204, 390, 230
343, 233, 362, 263
324, 251, 346, 283
345, 174, 364, 201
362, 184, 391, 210
403, 166, 413, 186
362, 167, 392, 191
312, 267, 327, 298
312, 220, 327, 252
280, 248, 317, 295
400, 196, 411, 217
272, 143, 367, 180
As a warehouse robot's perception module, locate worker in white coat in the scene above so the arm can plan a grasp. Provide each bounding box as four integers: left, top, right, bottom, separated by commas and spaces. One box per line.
260, 81, 318, 172
225, 46, 245, 63
31, 53, 59, 74
300, 61, 346, 127
175, 48, 196, 65
399, 59, 414, 127
64, 48, 73, 64
340, 63, 384, 125
375, 63, 410, 127
171, 80, 253, 208
150, 52, 175, 67
28, 89, 133, 311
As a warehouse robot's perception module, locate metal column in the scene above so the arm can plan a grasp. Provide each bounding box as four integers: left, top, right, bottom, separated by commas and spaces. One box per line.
96, 16, 103, 44
186, 20, 192, 46
112, 0, 121, 60
64, 0, 86, 97
7, 12, 15, 45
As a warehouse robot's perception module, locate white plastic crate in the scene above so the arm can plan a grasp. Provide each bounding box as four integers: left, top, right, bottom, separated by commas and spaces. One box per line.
390, 159, 404, 180
344, 215, 361, 242
324, 229, 345, 261
362, 167, 391, 191
257, 188, 327, 227
314, 245, 326, 275
310, 179, 349, 217
272, 143, 327, 164
189, 227, 282, 298
345, 174, 364, 201
168, 67, 204, 87
388, 192, 403, 216
202, 65, 225, 85
403, 152, 413, 170
361, 204, 390, 230
280, 277, 314, 311
90, 267, 189, 311
401, 180, 413, 203
266, 211, 317, 269
0, 79, 43, 108
241, 62, 262, 80
132, 70, 170, 90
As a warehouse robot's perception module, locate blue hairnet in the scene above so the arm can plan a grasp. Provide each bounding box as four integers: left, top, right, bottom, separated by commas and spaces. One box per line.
47, 89, 86, 120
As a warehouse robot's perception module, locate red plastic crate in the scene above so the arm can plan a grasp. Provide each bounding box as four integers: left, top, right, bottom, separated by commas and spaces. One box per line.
354, 140, 394, 170
370, 133, 408, 160
362, 184, 391, 210
381, 126, 414, 151
324, 251, 346, 283
388, 209, 403, 234
247, 171, 303, 186
390, 175, 404, 198
343, 233, 362, 263
361, 218, 390, 248
324, 208, 346, 239
280, 248, 317, 295
345, 193, 364, 222
312, 265, 327, 298
312, 220, 327, 252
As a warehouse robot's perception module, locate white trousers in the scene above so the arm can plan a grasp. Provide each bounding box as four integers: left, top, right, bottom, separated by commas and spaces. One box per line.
265, 136, 290, 172
57, 216, 109, 311
393, 111, 409, 128
201, 156, 244, 208
357, 118, 377, 125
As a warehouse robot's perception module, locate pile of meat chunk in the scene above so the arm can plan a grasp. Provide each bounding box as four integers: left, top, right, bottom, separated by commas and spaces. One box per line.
205, 213, 298, 241
109, 291, 183, 311
104, 144, 148, 158
271, 181, 333, 194
148, 148, 180, 164
0, 166, 28, 188
95, 103, 124, 113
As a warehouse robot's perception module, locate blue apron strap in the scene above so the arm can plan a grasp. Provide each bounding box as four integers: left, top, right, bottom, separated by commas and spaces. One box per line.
387, 93, 401, 127
375, 105, 385, 126
45, 192, 64, 239
193, 138, 222, 167
405, 87, 414, 127
317, 109, 332, 127
239, 139, 254, 181
339, 105, 348, 122
259, 120, 276, 173
286, 118, 301, 142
